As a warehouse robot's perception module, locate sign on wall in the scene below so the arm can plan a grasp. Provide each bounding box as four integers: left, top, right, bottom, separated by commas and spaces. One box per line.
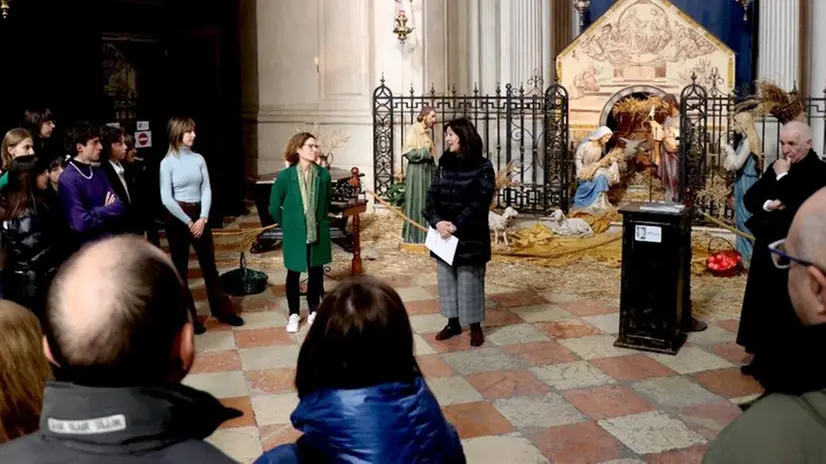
135, 131, 152, 148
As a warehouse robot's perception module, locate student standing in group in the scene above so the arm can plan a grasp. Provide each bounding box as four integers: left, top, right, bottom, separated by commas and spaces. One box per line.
57, 122, 125, 253
21, 107, 59, 162
160, 117, 244, 334
0, 128, 36, 190
269, 132, 333, 333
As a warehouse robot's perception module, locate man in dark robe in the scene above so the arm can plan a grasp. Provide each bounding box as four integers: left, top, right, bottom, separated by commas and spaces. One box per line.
738, 121, 826, 392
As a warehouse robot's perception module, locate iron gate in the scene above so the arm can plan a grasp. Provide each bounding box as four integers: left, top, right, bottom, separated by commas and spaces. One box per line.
679, 70, 826, 221
372, 75, 571, 214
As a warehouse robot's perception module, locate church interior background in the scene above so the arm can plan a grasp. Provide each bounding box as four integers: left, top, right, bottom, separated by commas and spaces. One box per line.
2, 0, 825, 462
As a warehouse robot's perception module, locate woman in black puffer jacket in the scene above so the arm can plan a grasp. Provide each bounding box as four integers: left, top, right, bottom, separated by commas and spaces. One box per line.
1, 155, 59, 318
423, 118, 495, 347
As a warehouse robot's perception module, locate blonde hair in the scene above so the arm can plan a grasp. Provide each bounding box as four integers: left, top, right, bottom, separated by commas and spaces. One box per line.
283, 132, 315, 165
2, 128, 33, 171
733, 111, 763, 158
166, 117, 196, 156
0, 301, 51, 443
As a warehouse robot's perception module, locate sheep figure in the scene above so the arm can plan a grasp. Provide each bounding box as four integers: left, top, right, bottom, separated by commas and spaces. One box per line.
489, 206, 519, 247
548, 209, 593, 236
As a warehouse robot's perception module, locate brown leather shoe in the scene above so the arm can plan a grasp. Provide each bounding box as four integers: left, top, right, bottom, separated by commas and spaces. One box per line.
435, 324, 462, 341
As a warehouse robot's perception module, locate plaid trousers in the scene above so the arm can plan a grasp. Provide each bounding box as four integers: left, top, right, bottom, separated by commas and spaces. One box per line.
436, 259, 486, 325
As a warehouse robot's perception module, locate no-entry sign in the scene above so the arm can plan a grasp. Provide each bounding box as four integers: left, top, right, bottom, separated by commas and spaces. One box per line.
135, 131, 152, 148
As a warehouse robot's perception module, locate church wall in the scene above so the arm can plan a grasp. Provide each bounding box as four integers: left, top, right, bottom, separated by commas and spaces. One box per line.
241, 0, 451, 193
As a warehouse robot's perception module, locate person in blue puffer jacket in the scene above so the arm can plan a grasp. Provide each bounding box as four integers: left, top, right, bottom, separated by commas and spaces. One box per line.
255, 276, 466, 464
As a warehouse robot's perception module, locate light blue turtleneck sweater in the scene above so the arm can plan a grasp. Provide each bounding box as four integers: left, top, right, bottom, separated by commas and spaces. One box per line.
160, 148, 212, 224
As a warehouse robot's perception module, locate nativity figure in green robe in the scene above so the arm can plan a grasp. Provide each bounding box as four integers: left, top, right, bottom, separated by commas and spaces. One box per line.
402, 105, 436, 243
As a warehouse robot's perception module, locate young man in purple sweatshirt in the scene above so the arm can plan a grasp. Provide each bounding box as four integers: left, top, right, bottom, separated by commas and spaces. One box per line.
58, 122, 125, 251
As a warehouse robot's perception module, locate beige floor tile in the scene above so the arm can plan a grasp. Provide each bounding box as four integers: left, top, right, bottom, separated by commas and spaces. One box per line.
195, 331, 237, 353
428, 376, 484, 406
235, 311, 288, 330
461, 433, 549, 464
206, 426, 263, 463
239, 346, 300, 371
648, 346, 734, 374
531, 361, 615, 391
510, 304, 574, 323
183, 371, 249, 399
251, 392, 300, 426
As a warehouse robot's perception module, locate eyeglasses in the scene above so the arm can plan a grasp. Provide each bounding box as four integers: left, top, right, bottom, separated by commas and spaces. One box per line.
768, 239, 822, 271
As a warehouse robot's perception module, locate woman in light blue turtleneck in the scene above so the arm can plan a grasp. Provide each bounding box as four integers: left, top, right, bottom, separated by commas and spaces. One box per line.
160, 117, 244, 333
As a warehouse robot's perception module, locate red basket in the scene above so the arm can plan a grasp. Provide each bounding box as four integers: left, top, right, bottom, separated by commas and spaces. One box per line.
706, 237, 742, 277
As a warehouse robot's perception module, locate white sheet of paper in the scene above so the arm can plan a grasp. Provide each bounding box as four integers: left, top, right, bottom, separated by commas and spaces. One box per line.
425, 227, 459, 266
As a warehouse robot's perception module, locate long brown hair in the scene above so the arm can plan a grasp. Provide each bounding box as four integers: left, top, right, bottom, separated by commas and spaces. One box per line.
283, 132, 315, 166
294, 276, 420, 398
3, 156, 48, 220
166, 117, 196, 156
0, 301, 51, 443
2, 128, 33, 171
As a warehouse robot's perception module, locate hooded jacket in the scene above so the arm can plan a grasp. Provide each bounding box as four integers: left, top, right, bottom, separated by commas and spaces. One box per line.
256, 376, 466, 463
0, 381, 240, 463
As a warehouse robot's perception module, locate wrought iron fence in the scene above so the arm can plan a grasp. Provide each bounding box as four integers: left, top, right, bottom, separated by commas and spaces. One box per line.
372, 75, 570, 214
374, 71, 826, 221
679, 71, 826, 221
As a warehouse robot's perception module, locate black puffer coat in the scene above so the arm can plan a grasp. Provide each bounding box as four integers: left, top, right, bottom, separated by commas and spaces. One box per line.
2, 203, 58, 316
423, 151, 495, 266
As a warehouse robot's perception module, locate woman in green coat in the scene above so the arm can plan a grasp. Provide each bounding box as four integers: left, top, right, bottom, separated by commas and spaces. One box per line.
269, 132, 333, 333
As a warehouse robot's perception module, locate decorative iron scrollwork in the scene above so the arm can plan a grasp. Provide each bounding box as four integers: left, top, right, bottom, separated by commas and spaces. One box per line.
373, 74, 571, 215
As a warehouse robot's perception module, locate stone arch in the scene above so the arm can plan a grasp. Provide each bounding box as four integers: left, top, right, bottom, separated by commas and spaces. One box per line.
599, 85, 666, 128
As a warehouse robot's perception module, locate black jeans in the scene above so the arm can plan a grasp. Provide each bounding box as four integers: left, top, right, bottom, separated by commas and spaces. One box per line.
286, 245, 324, 316
166, 202, 232, 321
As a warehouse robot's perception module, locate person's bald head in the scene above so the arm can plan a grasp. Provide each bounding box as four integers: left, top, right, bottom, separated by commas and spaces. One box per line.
786, 188, 826, 325
780, 121, 814, 163
44, 236, 195, 386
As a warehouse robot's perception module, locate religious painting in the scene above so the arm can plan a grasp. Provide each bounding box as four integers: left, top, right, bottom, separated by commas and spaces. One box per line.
556, 0, 735, 144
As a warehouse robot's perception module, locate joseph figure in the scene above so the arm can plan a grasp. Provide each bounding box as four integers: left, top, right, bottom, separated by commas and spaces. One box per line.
402, 106, 436, 243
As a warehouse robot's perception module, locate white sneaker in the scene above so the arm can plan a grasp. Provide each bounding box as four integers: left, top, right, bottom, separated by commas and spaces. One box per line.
286, 314, 300, 333
307, 312, 317, 326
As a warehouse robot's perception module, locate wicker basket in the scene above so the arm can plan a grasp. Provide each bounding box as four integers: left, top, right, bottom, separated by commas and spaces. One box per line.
706, 236, 742, 277
220, 253, 269, 296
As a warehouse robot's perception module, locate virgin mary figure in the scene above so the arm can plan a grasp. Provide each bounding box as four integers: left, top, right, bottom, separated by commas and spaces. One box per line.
722, 104, 762, 267
573, 126, 619, 210
401, 106, 437, 243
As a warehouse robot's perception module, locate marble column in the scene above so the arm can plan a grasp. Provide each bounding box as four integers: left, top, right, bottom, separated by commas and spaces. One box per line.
757, 0, 800, 89
757, 0, 801, 166
808, 0, 826, 154
478, 0, 499, 93
498, 0, 549, 91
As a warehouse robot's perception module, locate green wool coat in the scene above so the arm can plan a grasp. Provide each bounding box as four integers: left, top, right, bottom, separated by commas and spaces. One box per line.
268, 164, 333, 272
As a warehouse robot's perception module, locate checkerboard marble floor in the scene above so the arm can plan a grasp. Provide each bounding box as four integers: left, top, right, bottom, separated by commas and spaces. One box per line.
170, 216, 759, 464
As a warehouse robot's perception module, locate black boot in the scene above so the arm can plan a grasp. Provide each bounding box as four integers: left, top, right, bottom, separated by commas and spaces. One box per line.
436, 317, 462, 341
190, 306, 206, 334
470, 323, 485, 347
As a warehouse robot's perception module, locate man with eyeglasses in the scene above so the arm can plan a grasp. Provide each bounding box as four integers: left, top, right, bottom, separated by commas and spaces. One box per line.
704, 188, 826, 463
737, 121, 826, 387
